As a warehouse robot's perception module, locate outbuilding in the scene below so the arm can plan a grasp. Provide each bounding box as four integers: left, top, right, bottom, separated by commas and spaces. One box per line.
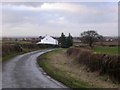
36, 35, 58, 45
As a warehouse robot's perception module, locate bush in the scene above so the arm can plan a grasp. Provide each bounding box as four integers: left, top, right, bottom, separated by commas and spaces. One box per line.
66, 47, 120, 83
2, 44, 23, 57
19, 43, 39, 49
38, 44, 59, 48
2, 43, 39, 57
2, 43, 59, 57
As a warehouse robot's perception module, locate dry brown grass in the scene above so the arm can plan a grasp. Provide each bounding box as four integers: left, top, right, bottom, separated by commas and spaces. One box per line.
67, 47, 120, 83
44, 49, 120, 88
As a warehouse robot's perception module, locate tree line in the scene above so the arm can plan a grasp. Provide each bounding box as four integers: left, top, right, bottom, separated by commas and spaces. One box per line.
58, 33, 73, 48
59, 30, 103, 48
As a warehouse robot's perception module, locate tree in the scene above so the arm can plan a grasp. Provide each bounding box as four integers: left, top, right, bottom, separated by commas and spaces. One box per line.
66, 33, 73, 48
59, 33, 73, 48
80, 30, 102, 47
59, 33, 67, 48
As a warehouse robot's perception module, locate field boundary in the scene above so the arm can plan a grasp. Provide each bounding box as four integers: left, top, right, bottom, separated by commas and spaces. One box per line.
67, 47, 120, 83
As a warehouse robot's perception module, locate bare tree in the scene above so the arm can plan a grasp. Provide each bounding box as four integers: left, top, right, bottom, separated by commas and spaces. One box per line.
81, 30, 102, 47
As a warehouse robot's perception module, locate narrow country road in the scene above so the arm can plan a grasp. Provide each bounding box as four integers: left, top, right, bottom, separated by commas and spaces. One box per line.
2, 49, 67, 88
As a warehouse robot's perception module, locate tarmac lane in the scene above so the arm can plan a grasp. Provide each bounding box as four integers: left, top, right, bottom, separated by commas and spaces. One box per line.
2, 49, 68, 88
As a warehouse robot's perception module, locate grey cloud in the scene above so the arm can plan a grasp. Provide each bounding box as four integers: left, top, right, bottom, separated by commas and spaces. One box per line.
2, 2, 43, 7
2, 2, 118, 37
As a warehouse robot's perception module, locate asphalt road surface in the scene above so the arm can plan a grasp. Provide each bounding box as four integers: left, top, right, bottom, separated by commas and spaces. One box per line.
2, 49, 67, 88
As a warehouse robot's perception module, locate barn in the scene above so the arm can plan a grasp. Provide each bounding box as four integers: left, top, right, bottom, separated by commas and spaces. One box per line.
36, 35, 58, 45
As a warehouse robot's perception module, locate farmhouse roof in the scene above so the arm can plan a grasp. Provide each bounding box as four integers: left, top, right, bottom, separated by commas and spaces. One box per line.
36, 35, 58, 45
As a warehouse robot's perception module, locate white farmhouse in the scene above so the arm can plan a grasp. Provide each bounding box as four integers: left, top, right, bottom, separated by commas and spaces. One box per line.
36, 35, 58, 45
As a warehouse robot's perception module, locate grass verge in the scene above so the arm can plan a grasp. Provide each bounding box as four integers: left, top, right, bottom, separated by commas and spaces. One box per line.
37, 49, 93, 88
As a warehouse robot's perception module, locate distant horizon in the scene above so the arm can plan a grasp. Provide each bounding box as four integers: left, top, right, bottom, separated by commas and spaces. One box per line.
2, 35, 119, 38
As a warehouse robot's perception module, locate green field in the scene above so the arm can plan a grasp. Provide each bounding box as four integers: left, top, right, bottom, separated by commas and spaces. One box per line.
93, 46, 119, 55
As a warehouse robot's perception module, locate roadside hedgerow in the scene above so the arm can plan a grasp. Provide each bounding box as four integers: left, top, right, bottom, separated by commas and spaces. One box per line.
67, 47, 120, 83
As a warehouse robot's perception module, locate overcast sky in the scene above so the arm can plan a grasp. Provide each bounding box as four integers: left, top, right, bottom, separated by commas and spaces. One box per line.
1, 1, 118, 37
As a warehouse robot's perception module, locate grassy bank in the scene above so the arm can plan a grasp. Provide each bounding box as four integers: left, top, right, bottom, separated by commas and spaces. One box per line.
37, 49, 119, 88
37, 49, 92, 88
67, 47, 120, 83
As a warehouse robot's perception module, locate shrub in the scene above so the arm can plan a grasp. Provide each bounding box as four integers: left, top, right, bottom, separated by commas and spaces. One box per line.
2, 44, 23, 57
2, 43, 39, 57
20, 43, 39, 49
66, 47, 120, 83
38, 44, 59, 48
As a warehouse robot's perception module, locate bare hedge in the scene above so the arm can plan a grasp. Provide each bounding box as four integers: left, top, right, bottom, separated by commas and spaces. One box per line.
2, 43, 40, 57
2, 44, 23, 57
66, 47, 120, 83
2, 43, 58, 57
